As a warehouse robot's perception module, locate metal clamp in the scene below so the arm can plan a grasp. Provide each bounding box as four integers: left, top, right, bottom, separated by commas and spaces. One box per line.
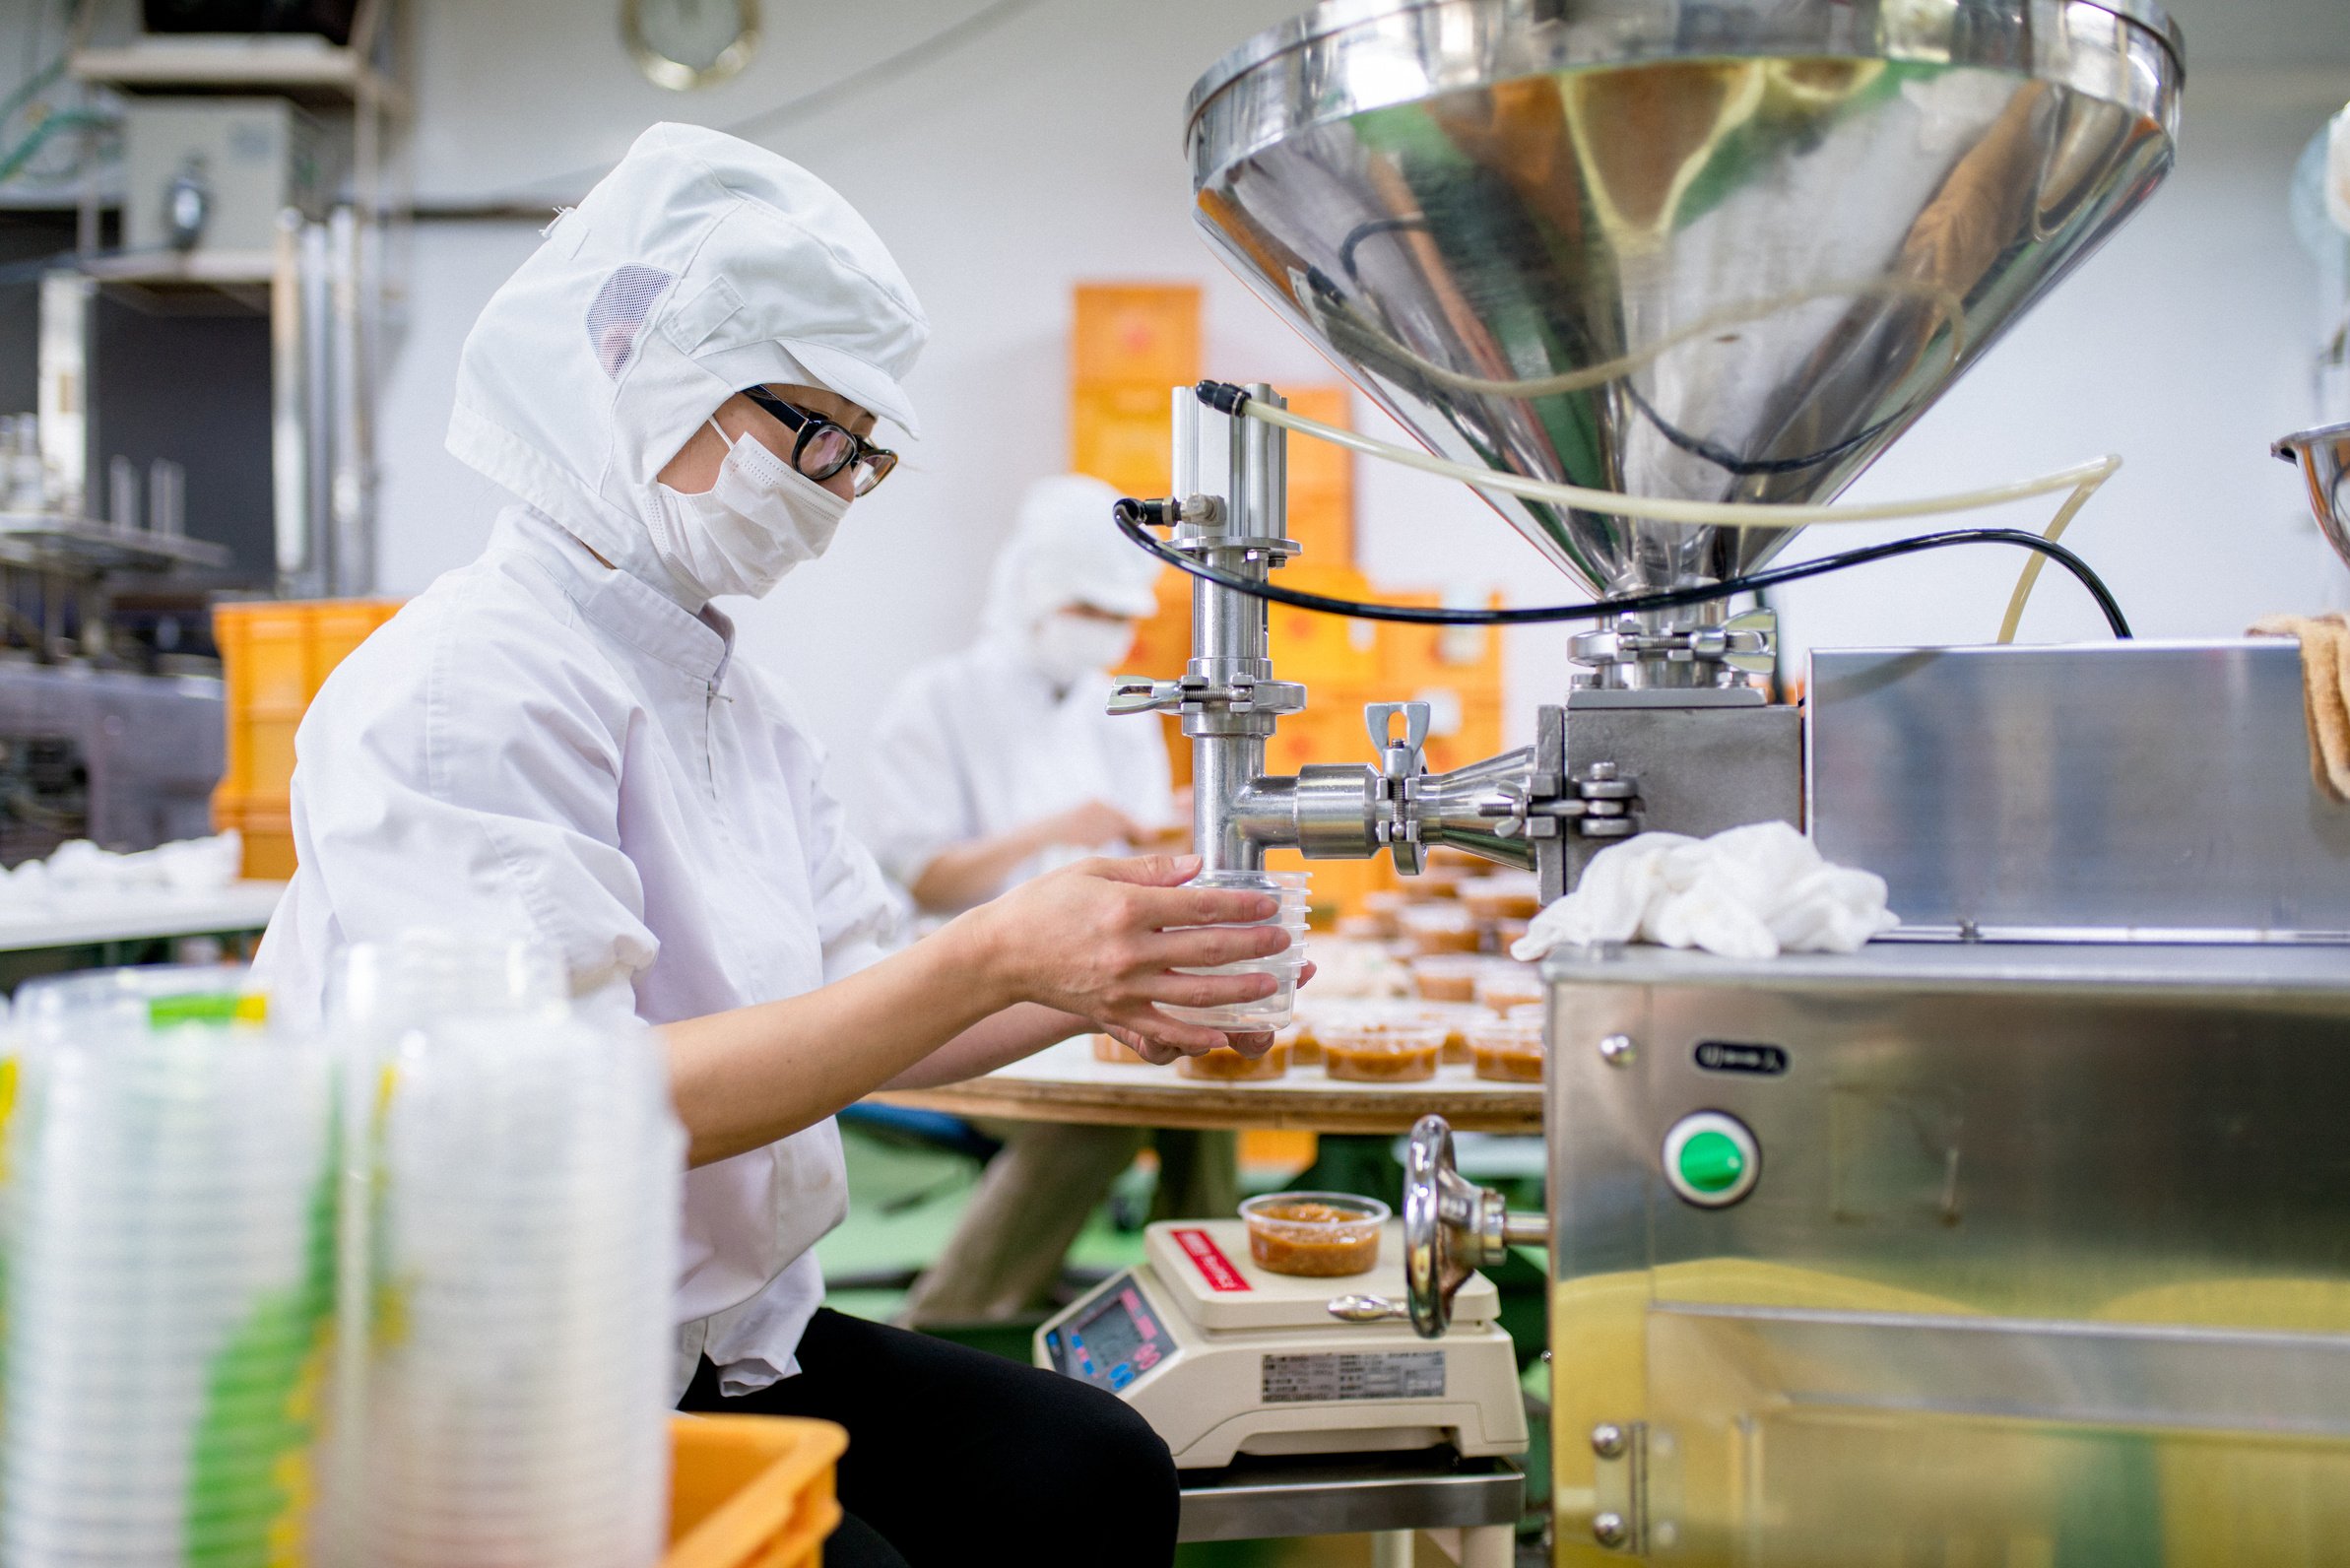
1365, 702, 1431, 874
1476, 759, 1641, 841
1108, 673, 1308, 720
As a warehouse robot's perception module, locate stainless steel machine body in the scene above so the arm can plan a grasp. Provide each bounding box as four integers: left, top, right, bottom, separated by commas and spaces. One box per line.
1539, 943, 2350, 1565
1810, 640, 2350, 942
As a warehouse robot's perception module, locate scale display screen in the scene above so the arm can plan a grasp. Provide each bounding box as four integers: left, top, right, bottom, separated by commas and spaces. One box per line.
1043, 1273, 1169, 1394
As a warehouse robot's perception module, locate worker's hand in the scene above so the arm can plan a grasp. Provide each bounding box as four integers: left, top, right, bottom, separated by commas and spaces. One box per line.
965, 853, 1295, 1055
1101, 958, 1315, 1066
1038, 799, 1150, 851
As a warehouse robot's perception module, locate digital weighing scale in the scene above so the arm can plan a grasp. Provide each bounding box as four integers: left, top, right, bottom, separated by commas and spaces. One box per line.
1036, 1219, 1527, 1470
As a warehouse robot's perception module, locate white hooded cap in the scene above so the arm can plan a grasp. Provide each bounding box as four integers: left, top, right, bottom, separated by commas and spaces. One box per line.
447, 122, 928, 585
982, 475, 1162, 638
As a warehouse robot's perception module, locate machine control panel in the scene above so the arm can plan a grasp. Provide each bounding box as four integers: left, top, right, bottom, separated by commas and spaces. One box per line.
1042, 1272, 1173, 1394
1664, 1110, 1760, 1208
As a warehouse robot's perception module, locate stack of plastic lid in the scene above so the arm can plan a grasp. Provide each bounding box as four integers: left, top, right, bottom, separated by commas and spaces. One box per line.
1162, 870, 1310, 1030
1, 1003, 335, 1565
357, 1003, 682, 1568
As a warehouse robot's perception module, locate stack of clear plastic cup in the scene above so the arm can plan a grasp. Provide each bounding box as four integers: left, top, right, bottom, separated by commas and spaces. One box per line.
1, 1013, 335, 1566
1161, 870, 1310, 1030
14, 960, 263, 1046
356, 1008, 682, 1568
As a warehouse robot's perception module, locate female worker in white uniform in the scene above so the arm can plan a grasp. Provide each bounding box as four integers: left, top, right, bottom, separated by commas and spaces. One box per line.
864, 478, 1179, 1325
251, 124, 1286, 1568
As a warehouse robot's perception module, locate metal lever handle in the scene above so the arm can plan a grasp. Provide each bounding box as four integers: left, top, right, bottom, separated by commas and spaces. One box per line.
1326, 1294, 1411, 1323
1107, 678, 1184, 717
1365, 701, 1431, 770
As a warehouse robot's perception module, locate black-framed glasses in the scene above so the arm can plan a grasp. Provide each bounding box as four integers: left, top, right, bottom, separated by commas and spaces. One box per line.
741, 386, 899, 496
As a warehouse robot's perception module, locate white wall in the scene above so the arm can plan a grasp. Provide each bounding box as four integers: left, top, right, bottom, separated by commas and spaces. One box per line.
376, 2, 2350, 800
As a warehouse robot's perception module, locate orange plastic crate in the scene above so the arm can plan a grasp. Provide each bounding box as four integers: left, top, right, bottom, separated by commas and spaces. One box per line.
666, 1414, 846, 1568
211, 795, 295, 881
212, 598, 402, 808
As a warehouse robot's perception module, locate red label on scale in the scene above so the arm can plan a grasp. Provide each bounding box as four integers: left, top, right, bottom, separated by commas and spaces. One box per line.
1172, 1228, 1251, 1292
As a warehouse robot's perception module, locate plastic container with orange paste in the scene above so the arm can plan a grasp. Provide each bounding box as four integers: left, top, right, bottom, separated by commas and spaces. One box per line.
1469, 1014, 1545, 1082
1320, 1016, 1444, 1082
1177, 1039, 1290, 1080
1239, 1192, 1389, 1276
1284, 1012, 1327, 1067
1460, 874, 1543, 924
1399, 902, 1480, 956
1413, 1000, 1483, 1065
1357, 889, 1407, 938
1473, 961, 1544, 1014
1408, 953, 1484, 1004
1091, 1033, 1146, 1064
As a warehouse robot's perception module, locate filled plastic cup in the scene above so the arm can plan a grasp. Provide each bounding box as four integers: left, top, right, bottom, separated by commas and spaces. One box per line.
1176, 1039, 1290, 1080
1469, 1013, 1546, 1082
1408, 952, 1484, 1003
1460, 873, 1543, 924
1399, 901, 1480, 955
1473, 960, 1545, 1013
1320, 1015, 1446, 1081
1240, 1191, 1390, 1276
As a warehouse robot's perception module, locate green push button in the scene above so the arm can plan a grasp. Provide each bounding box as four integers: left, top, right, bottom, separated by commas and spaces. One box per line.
1677, 1130, 1746, 1194
1663, 1111, 1759, 1208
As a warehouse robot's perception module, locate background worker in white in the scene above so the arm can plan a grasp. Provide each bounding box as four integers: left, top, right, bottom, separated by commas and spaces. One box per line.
252, 123, 1287, 1568
867, 475, 1184, 1325
864, 473, 1175, 911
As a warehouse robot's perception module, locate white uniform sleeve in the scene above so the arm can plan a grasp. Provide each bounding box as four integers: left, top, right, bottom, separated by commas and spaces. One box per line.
856, 664, 976, 892
287, 580, 658, 1006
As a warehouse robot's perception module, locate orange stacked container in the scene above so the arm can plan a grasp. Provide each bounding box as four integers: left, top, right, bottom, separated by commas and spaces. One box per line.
211, 598, 403, 879
664, 1415, 847, 1568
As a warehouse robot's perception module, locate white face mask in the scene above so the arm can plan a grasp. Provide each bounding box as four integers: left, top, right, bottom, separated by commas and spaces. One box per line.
649, 419, 850, 602
1027, 611, 1134, 687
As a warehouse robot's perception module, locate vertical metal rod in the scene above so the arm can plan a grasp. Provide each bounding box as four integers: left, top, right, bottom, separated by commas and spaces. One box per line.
1171, 386, 1199, 499
1190, 383, 1284, 875
271, 211, 310, 588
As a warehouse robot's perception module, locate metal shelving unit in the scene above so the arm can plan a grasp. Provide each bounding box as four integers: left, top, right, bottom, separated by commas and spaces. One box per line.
54, 0, 406, 598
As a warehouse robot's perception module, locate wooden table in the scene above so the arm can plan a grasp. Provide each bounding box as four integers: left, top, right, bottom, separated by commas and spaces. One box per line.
874, 1035, 1542, 1135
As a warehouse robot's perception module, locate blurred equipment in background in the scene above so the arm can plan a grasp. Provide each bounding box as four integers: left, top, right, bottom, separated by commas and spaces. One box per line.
122, 97, 323, 255
0, 0, 407, 867
0, 667, 220, 865
139, 0, 360, 45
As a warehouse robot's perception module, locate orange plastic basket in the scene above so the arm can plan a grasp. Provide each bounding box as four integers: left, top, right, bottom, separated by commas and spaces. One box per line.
665, 1414, 846, 1568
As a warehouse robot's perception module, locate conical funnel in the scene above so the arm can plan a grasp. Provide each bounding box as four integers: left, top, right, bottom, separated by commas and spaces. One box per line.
1187, 0, 2183, 608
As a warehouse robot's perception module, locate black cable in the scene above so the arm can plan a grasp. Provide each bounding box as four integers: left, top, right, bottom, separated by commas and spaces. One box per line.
1112, 499, 2133, 638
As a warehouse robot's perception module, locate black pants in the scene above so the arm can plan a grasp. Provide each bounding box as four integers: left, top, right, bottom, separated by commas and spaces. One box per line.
679, 1308, 1179, 1568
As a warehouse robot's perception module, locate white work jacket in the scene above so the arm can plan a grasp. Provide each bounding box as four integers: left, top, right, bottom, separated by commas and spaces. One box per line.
255, 503, 897, 1399
862, 636, 1177, 907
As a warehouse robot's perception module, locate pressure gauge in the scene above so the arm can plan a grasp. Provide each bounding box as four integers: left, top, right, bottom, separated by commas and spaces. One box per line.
622, 0, 759, 92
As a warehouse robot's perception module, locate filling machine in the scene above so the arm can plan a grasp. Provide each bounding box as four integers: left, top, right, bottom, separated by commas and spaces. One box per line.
1067, 1, 2350, 1559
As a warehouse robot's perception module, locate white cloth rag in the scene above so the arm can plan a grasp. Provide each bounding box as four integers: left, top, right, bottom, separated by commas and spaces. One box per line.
1511, 821, 1898, 962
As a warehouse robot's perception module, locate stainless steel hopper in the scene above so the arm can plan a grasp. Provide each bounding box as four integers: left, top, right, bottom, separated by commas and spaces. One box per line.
2275, 422, 2350, 573
1186, 0, 2184, 638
